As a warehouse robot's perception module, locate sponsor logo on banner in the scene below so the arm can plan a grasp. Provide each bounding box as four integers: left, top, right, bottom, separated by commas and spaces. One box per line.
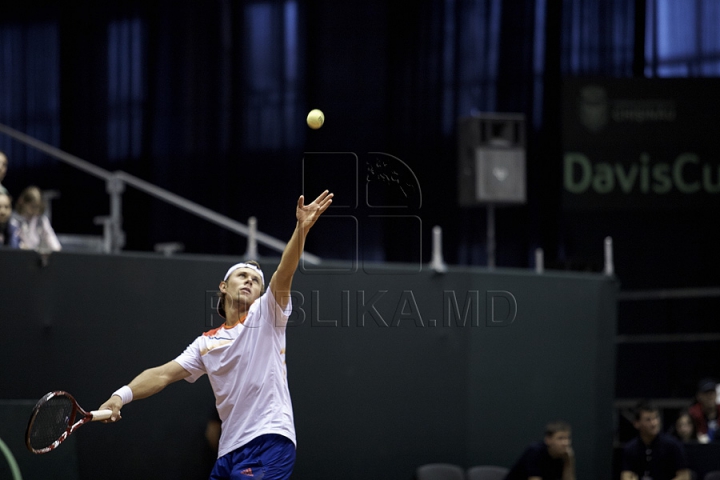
563, 79, 720, 209
579, 86, 609, 133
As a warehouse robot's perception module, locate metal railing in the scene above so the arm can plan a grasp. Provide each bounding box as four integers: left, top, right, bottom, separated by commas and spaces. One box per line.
0, 123, 320, 264
616, 285, 720, 344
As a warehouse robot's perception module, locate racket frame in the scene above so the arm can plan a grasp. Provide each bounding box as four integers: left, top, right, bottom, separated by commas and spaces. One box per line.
25, 390, 112, 454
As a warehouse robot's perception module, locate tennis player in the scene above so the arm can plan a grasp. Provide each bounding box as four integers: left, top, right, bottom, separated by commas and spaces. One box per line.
99, 190, 333, 480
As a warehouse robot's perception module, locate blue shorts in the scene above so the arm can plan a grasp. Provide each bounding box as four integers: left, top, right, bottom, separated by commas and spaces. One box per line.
209, 434, 296, 480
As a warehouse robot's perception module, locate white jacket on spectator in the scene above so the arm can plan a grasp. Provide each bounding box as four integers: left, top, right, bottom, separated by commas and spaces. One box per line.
12, 211, 62, 252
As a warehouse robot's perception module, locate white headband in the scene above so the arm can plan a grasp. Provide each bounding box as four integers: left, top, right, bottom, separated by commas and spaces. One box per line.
223, 262, 265, 285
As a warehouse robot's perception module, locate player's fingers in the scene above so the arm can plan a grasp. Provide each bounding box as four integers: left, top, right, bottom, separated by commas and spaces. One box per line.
297, 195, 305, 209
313, 190, 330, 203
314, 191, 331, 206
109, 408, 121, 422
318, 196, 333, 213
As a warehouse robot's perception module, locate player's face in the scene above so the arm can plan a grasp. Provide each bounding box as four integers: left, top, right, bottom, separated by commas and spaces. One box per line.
635, 410, 661, 437
0, 195, 11, 223
223, 267, 263, 306
545, 430, 572, 458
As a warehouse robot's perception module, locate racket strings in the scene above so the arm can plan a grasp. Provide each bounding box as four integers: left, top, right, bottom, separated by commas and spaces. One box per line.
29, 396, 74, 450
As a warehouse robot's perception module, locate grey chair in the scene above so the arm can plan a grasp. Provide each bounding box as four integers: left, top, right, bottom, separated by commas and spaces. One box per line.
466, 465, 509, 480
704, 471, 720, 480
416, 463, 466, 480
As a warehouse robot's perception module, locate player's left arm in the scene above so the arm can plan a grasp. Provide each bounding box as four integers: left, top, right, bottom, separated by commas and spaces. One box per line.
269, 190, 333, 310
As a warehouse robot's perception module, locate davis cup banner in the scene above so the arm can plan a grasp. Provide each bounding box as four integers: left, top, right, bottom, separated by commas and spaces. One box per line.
562, 78, 720, 209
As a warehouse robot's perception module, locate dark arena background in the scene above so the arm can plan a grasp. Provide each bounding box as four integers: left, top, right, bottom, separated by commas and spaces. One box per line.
1, 1, 720, 479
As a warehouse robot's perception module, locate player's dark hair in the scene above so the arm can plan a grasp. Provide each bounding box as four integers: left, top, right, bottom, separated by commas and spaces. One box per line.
544, 420, 571, 437
634, 400, 659, 421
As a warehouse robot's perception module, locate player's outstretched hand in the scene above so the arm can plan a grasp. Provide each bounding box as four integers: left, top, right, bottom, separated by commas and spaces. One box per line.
98, 396, 123, 423
297, 190, 333, 230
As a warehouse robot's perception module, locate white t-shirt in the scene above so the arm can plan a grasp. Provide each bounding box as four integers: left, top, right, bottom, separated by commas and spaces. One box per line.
175, 288, 295, 458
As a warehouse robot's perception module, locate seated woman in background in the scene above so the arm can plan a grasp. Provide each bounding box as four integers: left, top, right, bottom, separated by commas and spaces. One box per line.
0, 191, 20, 248
13, 186, 61, 252
669, 409, 699, 444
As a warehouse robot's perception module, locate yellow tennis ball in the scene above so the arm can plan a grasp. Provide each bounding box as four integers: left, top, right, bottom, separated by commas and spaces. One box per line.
307, 109, 324, 129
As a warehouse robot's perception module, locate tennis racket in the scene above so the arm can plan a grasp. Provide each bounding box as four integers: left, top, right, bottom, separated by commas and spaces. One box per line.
25, 391, 113, 454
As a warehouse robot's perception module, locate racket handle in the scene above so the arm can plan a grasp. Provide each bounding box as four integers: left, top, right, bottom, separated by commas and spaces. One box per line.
90, 410, 113, 421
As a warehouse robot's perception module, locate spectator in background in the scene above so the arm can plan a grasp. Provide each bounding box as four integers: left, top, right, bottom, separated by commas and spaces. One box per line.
0, 192, 20, 248
669, 409, 698, 444
13, 185, 61, 252
0, 151, 8, 195
504, 420, 575, 480
621, 401, 690, 480
689, 378, 719, 443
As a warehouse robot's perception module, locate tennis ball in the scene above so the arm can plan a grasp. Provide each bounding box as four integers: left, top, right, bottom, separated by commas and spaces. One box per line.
307, 109, 324, 129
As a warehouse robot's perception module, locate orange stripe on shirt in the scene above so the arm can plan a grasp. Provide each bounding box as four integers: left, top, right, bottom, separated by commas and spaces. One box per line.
203, 315, 248, 336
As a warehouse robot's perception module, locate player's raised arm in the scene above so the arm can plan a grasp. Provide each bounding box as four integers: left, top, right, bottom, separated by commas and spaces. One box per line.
269, 190, 333, 309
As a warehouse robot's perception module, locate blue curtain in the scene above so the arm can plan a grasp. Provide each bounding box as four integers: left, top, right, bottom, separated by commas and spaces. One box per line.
646, 0, 720, 76
0, 23, 60, 169
107, 18, 145, 162
453, 0, 503, 126
561, 0, 636, 76
243, 1, 302, 151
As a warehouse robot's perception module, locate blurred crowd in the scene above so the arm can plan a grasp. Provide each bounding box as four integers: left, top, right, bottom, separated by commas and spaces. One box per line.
0, 150, 61, 252
616, 377, 720, 480
671, 378, 720, 445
